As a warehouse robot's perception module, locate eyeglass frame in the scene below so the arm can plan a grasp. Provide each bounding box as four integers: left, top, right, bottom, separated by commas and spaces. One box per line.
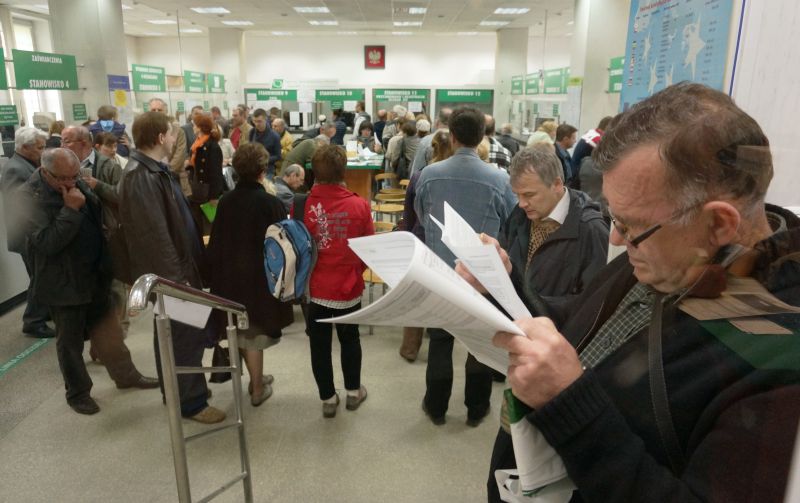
608, 204, 702, 248
43, 168, 80, 183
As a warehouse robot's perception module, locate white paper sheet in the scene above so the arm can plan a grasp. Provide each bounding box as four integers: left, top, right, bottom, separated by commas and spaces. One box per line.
408, 101, 423, 113
289, 111, 301, 126
153, 295, 212, 328
343, 100, 357, 111
299, 102, 313, 113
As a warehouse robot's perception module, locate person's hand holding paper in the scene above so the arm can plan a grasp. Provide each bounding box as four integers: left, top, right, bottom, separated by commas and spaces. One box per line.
455, 233, 512, 293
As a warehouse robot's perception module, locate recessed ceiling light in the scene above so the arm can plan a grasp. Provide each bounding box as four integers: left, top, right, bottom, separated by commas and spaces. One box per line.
143, 32, 165, 36
294, 7, 330, 14
122, 4, 133, 10
308, 20, 338, 26
338, 31, 358, 35
272, 31, 293, 36
181, 28, 202, 33
33, 4, 48, 10
457, 32, 478, 36
221, 20, 254, 26
494, 8, 530, 15
479, 21, 510, 26
409, 7, 427, 15
393, 21, 422, 27
191, 7, 230, 14
148, 19, 177, 25
565, 32, 573, 37
392, 31, 413, 35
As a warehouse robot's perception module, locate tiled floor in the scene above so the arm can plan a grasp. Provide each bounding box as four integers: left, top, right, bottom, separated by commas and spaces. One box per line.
0, 301, 506, 502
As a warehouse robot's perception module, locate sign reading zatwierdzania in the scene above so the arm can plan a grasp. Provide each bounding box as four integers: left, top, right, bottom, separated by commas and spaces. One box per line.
12, 49, 79, 90
131, 64, 166, 92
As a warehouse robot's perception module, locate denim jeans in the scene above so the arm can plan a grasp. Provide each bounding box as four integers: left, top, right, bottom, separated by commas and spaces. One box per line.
305, 302, 362, 401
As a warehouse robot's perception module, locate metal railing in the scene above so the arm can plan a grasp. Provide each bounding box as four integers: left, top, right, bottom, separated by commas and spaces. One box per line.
129, 274, 253, 503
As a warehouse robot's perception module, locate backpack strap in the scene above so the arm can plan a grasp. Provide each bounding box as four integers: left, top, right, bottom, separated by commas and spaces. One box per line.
292, 193, 308, 224
648, 293, 686, 475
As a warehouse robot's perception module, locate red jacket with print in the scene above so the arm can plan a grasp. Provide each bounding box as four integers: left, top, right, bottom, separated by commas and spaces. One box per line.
300, 184, 374, 301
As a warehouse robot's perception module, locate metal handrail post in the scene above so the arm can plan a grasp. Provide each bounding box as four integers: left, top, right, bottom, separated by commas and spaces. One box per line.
155, 293, 192, 503
226, 311, 253, 502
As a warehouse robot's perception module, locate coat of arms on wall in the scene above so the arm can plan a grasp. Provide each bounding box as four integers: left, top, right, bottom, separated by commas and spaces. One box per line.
364, 45, 385, 69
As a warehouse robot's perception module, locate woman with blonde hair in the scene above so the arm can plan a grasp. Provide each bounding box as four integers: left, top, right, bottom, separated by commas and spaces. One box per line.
526, 120, 557, 146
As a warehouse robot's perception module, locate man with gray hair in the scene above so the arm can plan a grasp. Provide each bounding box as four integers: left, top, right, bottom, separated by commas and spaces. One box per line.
381, 104, 407, 148
0, 126, 53, 338
284, 134, 331, 190
19, 148, 157, 414
274, 163, 306, 212
473, 82, 800, 502
410, 107, 452, 176
496, 123, 520, 157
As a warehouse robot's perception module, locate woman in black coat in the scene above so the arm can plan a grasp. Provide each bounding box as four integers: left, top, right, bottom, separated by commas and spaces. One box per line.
205, 143, 294, 406
187, 113, 225, 235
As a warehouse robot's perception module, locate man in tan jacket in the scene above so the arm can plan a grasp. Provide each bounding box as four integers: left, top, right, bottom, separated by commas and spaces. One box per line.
148, 98, 189, 195
229, 105, 252, 150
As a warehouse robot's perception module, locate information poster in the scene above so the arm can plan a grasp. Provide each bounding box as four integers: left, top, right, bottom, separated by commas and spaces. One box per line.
206, 73, 225, 93
525, 73, 540, 95
12, 49, 79, 90
0, 105, 19, 126
72, 103, 87, 121
543, 68, 569, 94
511, 75, 524, 95
620, 0, 735, 109
608, 57, 625, 93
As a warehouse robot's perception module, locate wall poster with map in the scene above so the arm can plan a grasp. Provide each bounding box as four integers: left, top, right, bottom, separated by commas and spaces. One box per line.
620, 0, 735, 110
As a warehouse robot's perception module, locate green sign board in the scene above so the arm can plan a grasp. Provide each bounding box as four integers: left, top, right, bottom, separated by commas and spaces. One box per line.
608, 56, 624, 93
183, 70, 205, 93
315, 89, 365, 101
244, 88, 298, 102
12, 49, 79, 90
72, 103, 87, 121
142, 102, 150, 112
0, 50, 7, 90
176, 101, 185, 113
553, 104, 560, 116
373, 88, 429, 102
203, 100, 210, 110
543, 68, 569, 94
207, 73, 225, 93
511, 76, 524, 96
525, 73, 540, 95
436, 89, 493, 104
0, 105, 18, 126
131, 64, 166, 92
271, 79, 284, 90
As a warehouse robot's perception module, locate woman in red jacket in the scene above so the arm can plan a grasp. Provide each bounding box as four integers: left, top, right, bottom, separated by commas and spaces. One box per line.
302, 144, 374, 418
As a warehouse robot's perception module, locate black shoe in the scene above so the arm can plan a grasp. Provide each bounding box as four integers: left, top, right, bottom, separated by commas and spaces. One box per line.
69, 396, 100, 415
466, 408, 490, 427
422, 400, 446, 426
117, 374, 160, 390
23, 325, 56, 339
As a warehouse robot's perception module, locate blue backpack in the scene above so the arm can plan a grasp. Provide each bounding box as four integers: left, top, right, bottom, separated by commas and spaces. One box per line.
264, 195, 317, 302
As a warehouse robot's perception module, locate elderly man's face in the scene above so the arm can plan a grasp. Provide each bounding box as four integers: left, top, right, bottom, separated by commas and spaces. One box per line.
43, 154, 80, 191
512, 170, 564, 223
20, 137, 46, 164
149, 101, 166, 113
61, 129, 93, 161
231, 109, 243, 127
273, 120, 285, 134
604, 145, 715, 293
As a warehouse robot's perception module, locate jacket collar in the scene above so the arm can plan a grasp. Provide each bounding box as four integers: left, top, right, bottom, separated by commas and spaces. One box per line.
130, 149, 167, 173
310, 183, 355, 198
543, 189, 597, 241
752, 204, 800, 291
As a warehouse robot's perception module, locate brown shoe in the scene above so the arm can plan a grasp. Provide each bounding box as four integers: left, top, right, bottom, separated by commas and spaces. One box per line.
399, 327, 423, 362
189, 406, 226, 424
345, 386, 368, 411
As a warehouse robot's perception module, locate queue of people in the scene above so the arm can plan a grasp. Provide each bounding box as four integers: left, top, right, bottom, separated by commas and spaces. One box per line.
0, 82, 799, 502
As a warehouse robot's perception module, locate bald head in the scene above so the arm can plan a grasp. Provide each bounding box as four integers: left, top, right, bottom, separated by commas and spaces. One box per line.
61, 126, 94, 161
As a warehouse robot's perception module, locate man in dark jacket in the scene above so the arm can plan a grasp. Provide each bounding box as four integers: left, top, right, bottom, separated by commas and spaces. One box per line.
118, 112, 225, 424
554, 123, 577, 187
249, 108, 281, 179
331, 108, 347, 146
20, 148, 157, 415
476, 83, 800, 502
0, 127, 54, 338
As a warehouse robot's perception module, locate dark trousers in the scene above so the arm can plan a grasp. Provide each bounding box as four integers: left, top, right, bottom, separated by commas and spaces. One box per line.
152, 318, 209, 417
305, 302, 362, 401
19, 249, 50, 331
424, 327, 493, 419
487, 427, 516, 502
50, 294, 139, 404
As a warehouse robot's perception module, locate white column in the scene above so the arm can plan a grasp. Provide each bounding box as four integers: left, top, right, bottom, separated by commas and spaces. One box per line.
208, 28, 245, 116
494, 28, 529, 125
48, 0, 128, 124
570, 0, 630, 133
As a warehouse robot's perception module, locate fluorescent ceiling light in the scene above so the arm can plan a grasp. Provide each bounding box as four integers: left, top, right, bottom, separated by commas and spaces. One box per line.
181, 28, 203, 33
393, 21, 422, 27
294, 7, 330, 14
148, 19, 177, 25
494, 8, 530, 15
392, 31, 412, 35
191, 7, 230, 14
272, 31, 293, 36
409, 7, 427, 15
457, 32, 478, 36
479, 21, 510, 26
308, 20, 338, 26
567, 20, 574, 25
338, 31, 358, 35
222, 20, 254, 26
33, 3, 48, 10
143, 32, 165, 36
122, 4, 133, 10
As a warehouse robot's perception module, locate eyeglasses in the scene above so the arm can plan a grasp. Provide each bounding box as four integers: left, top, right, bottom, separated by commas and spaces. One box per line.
608, 205, 700, 248
44, 169, 79, 183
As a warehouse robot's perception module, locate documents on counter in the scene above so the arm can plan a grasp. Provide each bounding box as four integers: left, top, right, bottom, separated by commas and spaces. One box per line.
323, 204, 531, 374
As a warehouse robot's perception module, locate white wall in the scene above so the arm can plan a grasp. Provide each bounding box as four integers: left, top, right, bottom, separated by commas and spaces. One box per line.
527, 35, 572, 72
129, 36, 210, 76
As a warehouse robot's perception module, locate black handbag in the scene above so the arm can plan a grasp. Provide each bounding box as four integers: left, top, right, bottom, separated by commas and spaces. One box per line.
209, 344, 232, 383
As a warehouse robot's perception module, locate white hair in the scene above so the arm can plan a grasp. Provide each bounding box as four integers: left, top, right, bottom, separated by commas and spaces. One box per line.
15, 127, 48, 151
392, 105, 407, 116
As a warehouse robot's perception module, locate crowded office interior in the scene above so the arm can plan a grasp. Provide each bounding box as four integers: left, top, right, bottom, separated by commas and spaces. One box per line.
0, 0, 799, 501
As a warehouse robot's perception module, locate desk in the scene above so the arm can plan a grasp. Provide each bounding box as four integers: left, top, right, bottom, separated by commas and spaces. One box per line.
307, 156, 384, 201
